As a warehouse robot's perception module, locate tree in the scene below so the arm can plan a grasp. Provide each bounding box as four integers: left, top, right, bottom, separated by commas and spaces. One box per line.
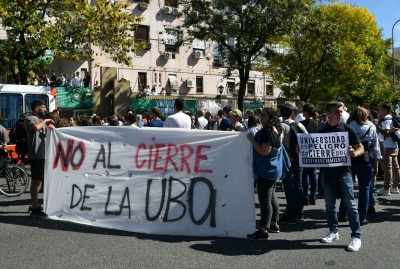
265, 2, 388, 106
0, 0, 144, 85
179, 0, 316, 112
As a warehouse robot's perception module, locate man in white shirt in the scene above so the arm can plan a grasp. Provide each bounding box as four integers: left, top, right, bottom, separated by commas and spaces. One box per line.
196, 109, 209, 130
295, 101, 306, 122
340, 102, 350, 123
71, 71, 83, 87
376, 103, 400, 196
163, 98, 191, 129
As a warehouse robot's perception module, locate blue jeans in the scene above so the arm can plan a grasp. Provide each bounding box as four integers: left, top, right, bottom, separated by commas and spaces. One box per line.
321, 169, 361, 238
338, 159, 374, 222
369, 175, 376, 206
302, 167, 317, 199
352, 160, 373, 222
282, 160, 303, 219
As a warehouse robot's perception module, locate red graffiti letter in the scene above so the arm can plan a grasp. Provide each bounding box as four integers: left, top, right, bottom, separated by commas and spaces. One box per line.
53, 140, 85, 171
153, 143, 166, 171
165, 144, 179, 172
194, 145, 212, 173
180, 144, 194, 173
135, 144, 147, 168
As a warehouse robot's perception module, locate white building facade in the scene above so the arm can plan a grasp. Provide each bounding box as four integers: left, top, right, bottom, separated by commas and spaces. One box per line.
1, 0, 283, 117
84, 0, 282, 116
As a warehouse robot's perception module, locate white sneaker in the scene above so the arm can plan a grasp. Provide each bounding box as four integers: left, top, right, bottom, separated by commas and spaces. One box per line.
377, 188, 391, 196
390, 187, 399, 194
321, 231, 339, 243
347, 237, 361, 252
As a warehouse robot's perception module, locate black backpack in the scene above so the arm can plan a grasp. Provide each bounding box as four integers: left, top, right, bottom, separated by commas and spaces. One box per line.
9, 126, 18, 144
283, 121, 305, 159
379, 117, 400, 144
353, 126, 371, 163
13, 122, 28, 156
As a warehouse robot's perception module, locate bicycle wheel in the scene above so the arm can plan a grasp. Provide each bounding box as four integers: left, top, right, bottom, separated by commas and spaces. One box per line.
0, 165, 30, 197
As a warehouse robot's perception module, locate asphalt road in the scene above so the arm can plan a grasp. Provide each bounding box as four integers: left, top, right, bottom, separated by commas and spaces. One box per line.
1, 175, 400, 269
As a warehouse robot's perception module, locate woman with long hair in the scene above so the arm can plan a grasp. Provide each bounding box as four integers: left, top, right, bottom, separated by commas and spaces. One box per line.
343, 106, 381, 225
246, 107, 283, 240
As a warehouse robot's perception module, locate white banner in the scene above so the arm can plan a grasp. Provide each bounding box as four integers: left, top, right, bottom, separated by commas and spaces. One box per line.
44, 127, 255, 238
298, 132, 350, 167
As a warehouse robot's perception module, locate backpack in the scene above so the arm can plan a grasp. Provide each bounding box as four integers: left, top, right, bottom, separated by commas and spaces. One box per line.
283, 121, 305, 159
379, 117, 400, 144
9, 126, 18, 144
13, 122, 28, 156
353, 126, 371, 163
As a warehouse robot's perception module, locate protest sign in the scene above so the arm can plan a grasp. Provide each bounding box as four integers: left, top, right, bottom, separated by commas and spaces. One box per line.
298, 132, 350, 167
44, 127, 255, 238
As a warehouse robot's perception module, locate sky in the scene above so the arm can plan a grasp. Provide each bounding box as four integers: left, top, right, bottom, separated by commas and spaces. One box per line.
324, 0, 400, 47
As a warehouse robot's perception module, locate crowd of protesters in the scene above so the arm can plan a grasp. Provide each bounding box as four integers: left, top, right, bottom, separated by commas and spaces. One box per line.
3, 96, 400, 253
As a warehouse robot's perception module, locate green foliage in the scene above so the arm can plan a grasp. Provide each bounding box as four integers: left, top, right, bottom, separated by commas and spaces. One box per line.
0, 0, 144, 84
179, 0, 316, 111
265, 2, 388, 106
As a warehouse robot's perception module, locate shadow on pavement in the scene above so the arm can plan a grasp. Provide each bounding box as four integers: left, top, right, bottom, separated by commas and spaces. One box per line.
190, 238, 346, 256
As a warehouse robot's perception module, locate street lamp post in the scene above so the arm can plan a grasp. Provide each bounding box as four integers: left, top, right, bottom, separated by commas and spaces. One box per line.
392, 19, 400, 107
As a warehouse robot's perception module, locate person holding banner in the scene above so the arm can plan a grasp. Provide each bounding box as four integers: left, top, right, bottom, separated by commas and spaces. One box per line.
247, 108, 287, 240
25, 100, 55, 218
319, 102, 364, 252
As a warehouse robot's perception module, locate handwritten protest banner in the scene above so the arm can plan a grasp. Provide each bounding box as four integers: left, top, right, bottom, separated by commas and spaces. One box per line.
298, 132, 350, 167
44, 127, 255, 238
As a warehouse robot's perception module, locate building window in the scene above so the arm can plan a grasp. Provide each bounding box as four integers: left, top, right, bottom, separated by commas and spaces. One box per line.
164, 29, 179, 52
193, 39, 205, 58
165, 0, 178, 7
138, 72, 147, 91
168, 74, 179, 91
196, 77, 203, 93
135, 25, 150, 49
135, 25, 149, 43
227, 80, 236, 94
266, 84, 273, 96
213, 41, 224, 67
247, 80, 255, 95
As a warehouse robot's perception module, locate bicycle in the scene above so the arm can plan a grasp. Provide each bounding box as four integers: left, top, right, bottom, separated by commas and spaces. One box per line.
0, 143, 30, 197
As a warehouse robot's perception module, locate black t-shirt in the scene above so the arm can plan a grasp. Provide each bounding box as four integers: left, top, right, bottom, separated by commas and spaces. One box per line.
319, 122, 361, 173
300, 119, 318, 134
319, 122, 360, 146
83, 75, 91, 87
259, 128, 281, 149
230, 124, 245, 132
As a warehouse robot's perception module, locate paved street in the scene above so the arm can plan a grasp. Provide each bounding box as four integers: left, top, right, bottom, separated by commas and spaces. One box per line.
1, 175, 400, 269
